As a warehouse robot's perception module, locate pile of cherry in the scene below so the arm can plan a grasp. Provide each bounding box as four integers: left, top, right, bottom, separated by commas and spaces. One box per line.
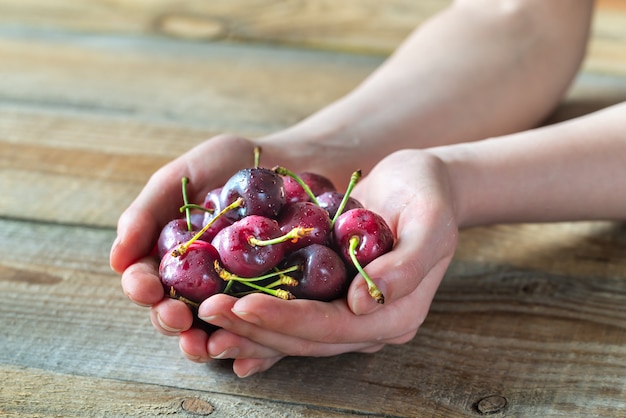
157, 148, 395, 317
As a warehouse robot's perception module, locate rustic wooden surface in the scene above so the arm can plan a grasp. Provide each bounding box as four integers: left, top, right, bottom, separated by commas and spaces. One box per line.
1, 1, 626, 417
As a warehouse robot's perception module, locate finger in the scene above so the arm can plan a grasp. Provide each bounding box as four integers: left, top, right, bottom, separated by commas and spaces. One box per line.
198, 294, 387, 356
347, 208, 458, 315
178, 327, 211, 362
110, 135, 255, 273
226, 293, 421, 346
347, 152, 458, 315
120, 256, 163, 306
177, 326, 282, 364
232, 356, 285, 378
150, 297, 193, 335
207, 328, 283, 360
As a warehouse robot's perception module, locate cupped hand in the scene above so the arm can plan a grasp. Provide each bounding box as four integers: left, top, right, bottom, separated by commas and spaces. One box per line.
181, 149, 461, 377
111, 135, 259, 327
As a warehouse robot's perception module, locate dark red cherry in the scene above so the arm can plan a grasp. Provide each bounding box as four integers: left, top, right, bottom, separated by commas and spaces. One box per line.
333, 208, 394, 267
317, 191, 363, 219
157, 218, 204, 258
220, 168, 286, 222
300, 172, 336, 195
159, 240, 225, 303
283, 172, 336, 203
201, 187, 233, 242
332, 208, 394, 304
211, 215, 286, 277
277, 202, 332, 253
281, 244, 348, 301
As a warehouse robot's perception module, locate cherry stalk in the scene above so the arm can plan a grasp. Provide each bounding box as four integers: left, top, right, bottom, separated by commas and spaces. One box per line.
331, 169, 361, 226
214, 260, 297, 300
171, 197, 244, 257
273, 166, 320, 205
348, 236, 384, 304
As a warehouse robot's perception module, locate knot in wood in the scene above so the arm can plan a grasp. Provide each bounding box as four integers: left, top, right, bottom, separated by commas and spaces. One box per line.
180, 397, 215, 415
475, 395, 507, 415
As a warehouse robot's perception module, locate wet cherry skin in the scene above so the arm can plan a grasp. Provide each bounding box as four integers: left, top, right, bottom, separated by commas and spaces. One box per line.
332, 208, 394, 267
211, 215, 286, 277
280, 244, 348, 301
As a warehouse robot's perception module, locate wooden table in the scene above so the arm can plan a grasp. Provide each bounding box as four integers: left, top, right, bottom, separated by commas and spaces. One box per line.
2, 2, 626, 417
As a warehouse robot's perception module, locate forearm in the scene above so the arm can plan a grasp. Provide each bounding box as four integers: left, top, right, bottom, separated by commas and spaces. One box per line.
258, 0, 593, 185
433, 101, 626, 227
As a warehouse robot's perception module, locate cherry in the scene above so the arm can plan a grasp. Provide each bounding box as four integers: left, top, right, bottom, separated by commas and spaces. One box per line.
159, 240, 225, 303
200, 187, 233, 242
157, 177, 210, 258
317, 191, 363, 219
277, 202, 332, 252
333, 208, 394, 303
157, 218, 204, 258
211, 215, 288, 277
319, 169, 364, 221
154, 162, 396, 305
282, 171, 336, 203
280, 244, 348, 301
220, 149, 287, 223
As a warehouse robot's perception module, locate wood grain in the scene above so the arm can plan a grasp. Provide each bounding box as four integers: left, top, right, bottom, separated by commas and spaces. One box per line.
0, 0, 445, 53
2, 366, 376, 418
0, 29, 378, 227
1, 218, 624, 416
0, 30, 377, 135
0, 1, 624, 76
1, 2, 626, 416
1, 29, 625, 229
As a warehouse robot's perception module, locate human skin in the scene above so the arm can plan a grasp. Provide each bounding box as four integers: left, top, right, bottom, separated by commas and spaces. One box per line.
110, 0, 596, 377
177, 100, 626, 377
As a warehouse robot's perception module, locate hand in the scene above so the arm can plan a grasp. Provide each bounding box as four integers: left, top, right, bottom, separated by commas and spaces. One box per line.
111, 132, 358, 349
111, 135, 259, 330
178, 149, 460, 377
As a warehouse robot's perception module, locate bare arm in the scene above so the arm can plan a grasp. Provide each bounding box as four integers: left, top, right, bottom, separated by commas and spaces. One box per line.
258, 0, 595, 185
433, 101, 626, 227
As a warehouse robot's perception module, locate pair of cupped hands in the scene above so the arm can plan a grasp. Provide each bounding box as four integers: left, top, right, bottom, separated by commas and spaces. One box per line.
110, 134, 460, 378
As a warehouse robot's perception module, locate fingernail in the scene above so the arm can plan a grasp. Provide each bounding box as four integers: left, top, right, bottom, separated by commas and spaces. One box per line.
351, 283, 385, 315
111, 235, 121, 251
198, 314, 232, 329
210, 347, 239, 359
157, 313, 183, 333
231, 309, 261, 325
109, 236, 122, 271
238, 367, 260, 378
179, 342, 205, 362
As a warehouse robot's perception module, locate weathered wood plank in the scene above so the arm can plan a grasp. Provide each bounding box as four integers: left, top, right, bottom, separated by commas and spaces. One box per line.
0, 29, 378, 135
1, 218, 625, 416
0, 0, 446, 54
0, 0, 624, 76
587, 0, 626, 75
0, 29, 378, 227
1, 365, 374, 418
1, 27, 625, 229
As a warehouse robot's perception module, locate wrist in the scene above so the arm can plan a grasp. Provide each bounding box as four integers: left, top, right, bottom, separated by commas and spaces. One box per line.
254, 101, 381, 187
427, 143, 487, 229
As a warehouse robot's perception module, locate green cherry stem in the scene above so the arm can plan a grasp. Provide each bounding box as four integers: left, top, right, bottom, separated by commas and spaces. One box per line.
181, 177, 192, 232
253, 146, 262, 168
248, 226, 314, 247
171, 197, 244, 257
221, 265, 299, 295
272, 166, 320, 205
348, 235, 385, 304
331, 170, 362, 227
179, 203, 214, 214
214, 260, 296, 300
